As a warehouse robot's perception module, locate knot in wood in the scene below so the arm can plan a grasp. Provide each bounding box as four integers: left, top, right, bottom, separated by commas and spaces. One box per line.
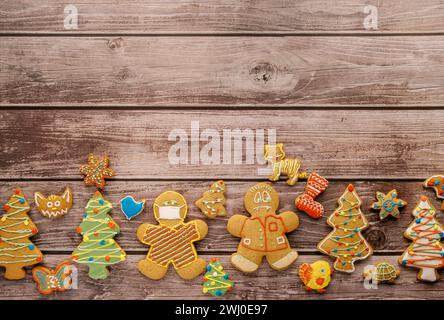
107, 37, 124, 50
365, 229, 386, 249
249, 62, 276, 85
116, 67, 132, 81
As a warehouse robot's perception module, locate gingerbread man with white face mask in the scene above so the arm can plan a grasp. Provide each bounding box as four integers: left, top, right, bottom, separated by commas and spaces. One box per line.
137, 191, 208, 280
227, 183, 299, 272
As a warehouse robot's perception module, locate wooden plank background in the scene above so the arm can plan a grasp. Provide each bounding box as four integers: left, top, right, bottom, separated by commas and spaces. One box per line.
1, 0, 444, 34
2, 37, 444, 106
0, 0, 443, 300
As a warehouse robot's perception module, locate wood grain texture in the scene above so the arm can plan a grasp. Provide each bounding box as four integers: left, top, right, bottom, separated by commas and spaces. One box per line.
1, 254, 442, 300
1, 0, 444, 33
0, 181, 441, 253
1, 37, 444, 106
0, 110, 442, 179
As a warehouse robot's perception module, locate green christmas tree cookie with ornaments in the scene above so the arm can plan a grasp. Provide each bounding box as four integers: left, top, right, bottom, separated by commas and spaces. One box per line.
72, 191, 126, 279
202, 258, 233, 297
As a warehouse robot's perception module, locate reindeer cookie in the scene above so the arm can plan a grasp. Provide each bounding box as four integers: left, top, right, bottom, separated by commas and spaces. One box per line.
35, 187, 72, 219
264, 144, 308, 186
137, 191, 208, 280
227, 183, 299, 272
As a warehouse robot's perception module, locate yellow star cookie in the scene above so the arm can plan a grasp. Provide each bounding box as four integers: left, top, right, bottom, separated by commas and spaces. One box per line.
371, 189, 406, 220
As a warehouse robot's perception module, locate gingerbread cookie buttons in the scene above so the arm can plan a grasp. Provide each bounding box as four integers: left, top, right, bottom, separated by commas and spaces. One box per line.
227, 182, 299, 273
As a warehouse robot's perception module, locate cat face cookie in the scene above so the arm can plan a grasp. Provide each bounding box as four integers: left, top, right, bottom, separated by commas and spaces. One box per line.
35, 186, 72, 218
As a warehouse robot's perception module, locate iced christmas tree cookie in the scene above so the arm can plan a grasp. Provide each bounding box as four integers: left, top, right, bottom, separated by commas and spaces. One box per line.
399, 196, 444, 282
72, 191, 126, 280
317, 184, 372, 273
0, 189, 43, 280
202, 258, 233, 297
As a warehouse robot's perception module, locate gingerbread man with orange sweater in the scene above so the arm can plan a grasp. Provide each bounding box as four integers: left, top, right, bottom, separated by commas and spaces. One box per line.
227, 183, 299, 272
137, 191, 208, 280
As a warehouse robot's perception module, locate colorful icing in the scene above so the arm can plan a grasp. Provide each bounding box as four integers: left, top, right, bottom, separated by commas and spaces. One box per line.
80, 154, 114, 190
72, 191, 126, 280
119, 195, 145, 220
424, 175, 444, 210
32, 261, 73, 294
264, 143, 308, 186
195, 180, 227, 219
202, 258, 233, 297
0, 189, 43, 280
317, 184, 372, 273
371, 189, 406, 220
295, 172, 329, 219
399, 196, 444, 282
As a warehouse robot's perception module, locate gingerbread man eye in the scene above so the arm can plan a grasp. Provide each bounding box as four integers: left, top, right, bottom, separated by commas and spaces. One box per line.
54, 201, 61, 207
262, 191, 271, 203
46, 201, 53, 208
254, 192, 262, 203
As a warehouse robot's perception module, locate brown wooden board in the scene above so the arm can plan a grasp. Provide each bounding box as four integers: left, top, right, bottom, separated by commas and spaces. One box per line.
1, 0, 444, 34
0, 110, 443, 179
0, 254, 441, 300
0, 181, 441, 253
1, 37, 444, 106
1, 0, 444, 302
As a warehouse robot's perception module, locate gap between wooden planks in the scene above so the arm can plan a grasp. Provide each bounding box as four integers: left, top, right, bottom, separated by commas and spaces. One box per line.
1, 37, 444, 106
1, 0, 444, 33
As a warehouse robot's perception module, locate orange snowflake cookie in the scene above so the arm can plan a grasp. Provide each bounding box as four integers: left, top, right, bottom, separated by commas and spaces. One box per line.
80, 154, 114, 190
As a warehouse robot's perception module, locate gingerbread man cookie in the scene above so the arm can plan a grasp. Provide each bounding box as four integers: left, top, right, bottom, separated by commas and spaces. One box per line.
227, 182, 299, 273
137, 191, 208, 280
